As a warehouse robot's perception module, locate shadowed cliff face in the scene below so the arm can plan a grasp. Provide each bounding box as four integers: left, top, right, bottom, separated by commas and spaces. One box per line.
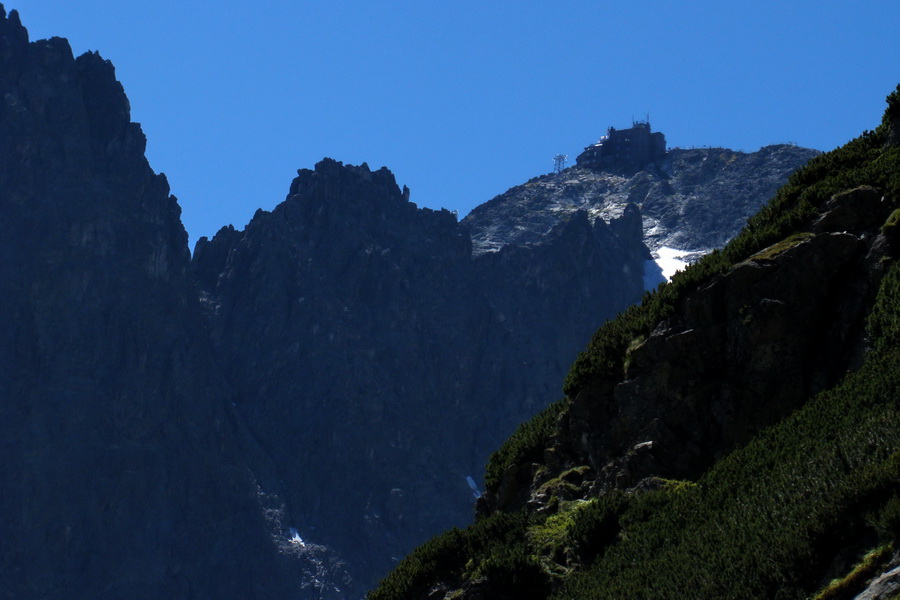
191, 159, 648, 594
564, 214, 888, 497
0, 9, 310, 598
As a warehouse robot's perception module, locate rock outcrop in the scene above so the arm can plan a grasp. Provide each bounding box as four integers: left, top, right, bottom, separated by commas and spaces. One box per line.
569, 228, 882, 490
853, 552, 900, 600
483, 183, 895, 515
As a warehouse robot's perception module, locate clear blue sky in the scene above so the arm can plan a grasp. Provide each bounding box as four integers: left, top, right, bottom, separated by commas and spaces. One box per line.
10, 1, 900, 250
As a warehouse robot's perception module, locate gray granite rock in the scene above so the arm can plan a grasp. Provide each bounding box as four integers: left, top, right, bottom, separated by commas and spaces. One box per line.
464, 145, 819, 257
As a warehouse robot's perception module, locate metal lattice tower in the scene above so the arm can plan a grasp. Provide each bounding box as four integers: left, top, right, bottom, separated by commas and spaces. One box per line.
553, 154, 567, 174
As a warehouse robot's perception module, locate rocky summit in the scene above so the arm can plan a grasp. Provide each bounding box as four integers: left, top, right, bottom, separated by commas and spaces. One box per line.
465, 143, 819, 258
0, 4, 829, 599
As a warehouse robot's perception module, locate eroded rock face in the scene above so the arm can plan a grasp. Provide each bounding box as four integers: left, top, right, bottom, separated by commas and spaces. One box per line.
0, 9, 308, 598
191, 159, 649, 594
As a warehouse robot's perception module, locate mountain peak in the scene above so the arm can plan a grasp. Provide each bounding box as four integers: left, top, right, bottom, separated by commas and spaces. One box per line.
465, 144, 819, 257
0, 4, 29, 59
289, 157, 403, 201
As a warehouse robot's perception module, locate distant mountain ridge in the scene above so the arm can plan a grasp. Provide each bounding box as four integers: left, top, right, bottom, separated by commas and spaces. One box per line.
465, 144, 820, 257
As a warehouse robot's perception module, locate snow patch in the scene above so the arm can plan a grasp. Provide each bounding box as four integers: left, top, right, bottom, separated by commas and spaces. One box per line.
466, 476, 482, 499
288, 526, 305, 546
643, 246, 701, 290
655, 246, 691, 280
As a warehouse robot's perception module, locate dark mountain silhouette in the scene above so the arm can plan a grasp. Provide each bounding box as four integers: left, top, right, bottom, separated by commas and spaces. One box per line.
0, 6, 822, 598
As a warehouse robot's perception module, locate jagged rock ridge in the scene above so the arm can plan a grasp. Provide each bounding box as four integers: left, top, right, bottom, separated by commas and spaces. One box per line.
0, 8, 340, 598
191, 157, 648, 595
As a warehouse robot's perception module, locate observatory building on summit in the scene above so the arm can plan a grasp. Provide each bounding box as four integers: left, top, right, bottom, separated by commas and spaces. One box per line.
576, 120, 667, 171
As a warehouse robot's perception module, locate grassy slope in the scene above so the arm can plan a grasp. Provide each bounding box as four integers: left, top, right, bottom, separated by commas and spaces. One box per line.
559, 331, 900, 599
370, 85, 900, 600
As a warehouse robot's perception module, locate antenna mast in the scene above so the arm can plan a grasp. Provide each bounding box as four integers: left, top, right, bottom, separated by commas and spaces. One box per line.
553, 154, 568, 174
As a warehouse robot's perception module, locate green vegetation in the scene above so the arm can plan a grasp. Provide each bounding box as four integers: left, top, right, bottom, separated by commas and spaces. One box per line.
870, 495, 900, 544
883, 83, 900, 133
526, 493, 597, 576
882, 208, 900, 234
866, 250, 900, 353
368, 510, 545, 600
556, 347, 900, 599
369, 85, 900, 600
485, 398, 568, 491
748, 231, 814, 261
810, 545, 893, 600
